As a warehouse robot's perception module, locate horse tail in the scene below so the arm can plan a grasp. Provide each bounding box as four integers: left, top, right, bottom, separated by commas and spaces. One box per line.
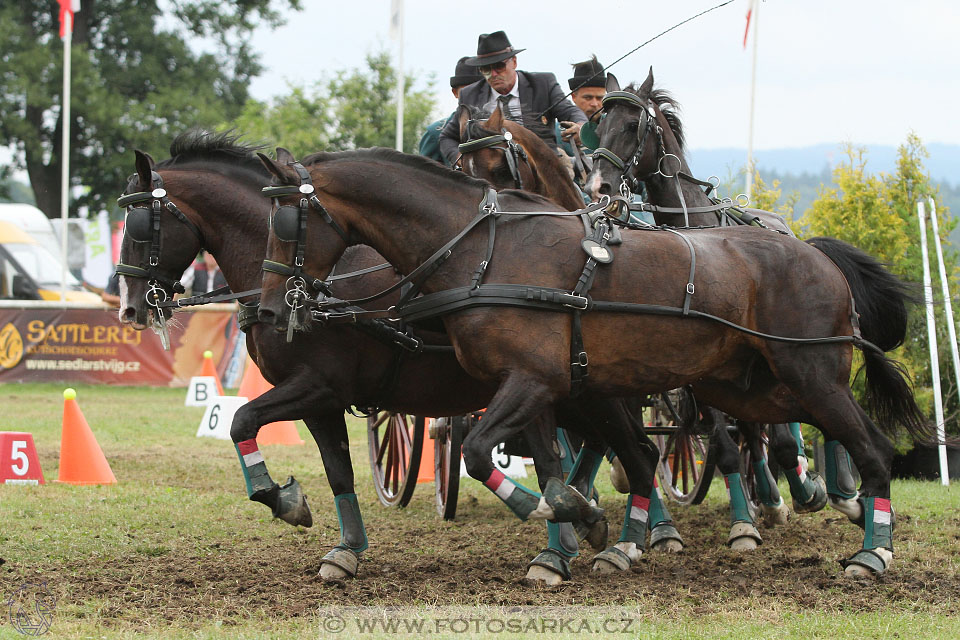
860, 347, 942, 443
806, 236, 919, 351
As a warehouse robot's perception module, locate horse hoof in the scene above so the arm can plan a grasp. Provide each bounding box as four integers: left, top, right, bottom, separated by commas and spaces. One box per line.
591, 557, 624, 574
608, 456, 630, 494
524, 565, 564, 586
584, 517, 609, 551
275, 476, 313, 528
649, 523, 684, 553
727, 522, 762, 550
525, 549, 571, 584
841, 548, 892, 577
793, 472, 828, 514
542, 478, 603, 523
592, 545, 636, 573
319, 563, 351, 580
318, 547, 359, 580
761, 500, 790, 527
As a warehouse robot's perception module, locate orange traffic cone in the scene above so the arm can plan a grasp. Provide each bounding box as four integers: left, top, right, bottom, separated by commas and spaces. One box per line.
200, 350, 224, 395
57, 389, 116, 485
238, 357, 304, 446
417, 419, 435, 483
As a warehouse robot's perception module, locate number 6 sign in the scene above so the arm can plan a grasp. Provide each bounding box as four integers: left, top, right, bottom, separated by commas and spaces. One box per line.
0, 432, 45, 485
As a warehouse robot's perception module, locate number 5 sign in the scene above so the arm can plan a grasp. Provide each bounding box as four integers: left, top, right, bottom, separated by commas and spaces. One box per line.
0, 432, 45, 485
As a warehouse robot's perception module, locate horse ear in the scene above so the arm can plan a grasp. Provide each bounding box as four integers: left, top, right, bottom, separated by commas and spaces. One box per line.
275, 147, 296, 165
639, 67, 654, 96
605, 72, 621, 93
258, 152, 292, 184
133, 150, 154, 189
457, 105, 472, 140
487, 104, 504, 130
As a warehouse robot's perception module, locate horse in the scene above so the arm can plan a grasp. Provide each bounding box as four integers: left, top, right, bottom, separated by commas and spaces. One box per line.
115, 130, 664, 585
456, 104, 586, 211
257, 146, 929, 577
584, 68, 872, 523
455, 102, 824, 549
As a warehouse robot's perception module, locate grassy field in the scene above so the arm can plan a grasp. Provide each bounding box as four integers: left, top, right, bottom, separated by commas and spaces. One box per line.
0, 383, 958, 639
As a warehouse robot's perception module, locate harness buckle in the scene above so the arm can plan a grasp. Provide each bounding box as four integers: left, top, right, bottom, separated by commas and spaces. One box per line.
573, 351, 589, 367
149, 256, 159, 267
563, 294, 589, 310
686, 283, 695, 295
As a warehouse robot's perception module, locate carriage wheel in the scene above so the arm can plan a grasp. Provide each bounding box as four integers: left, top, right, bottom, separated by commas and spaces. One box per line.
650, 391, 716, 505
435, 415, 465, 520
367, 412, 424, 508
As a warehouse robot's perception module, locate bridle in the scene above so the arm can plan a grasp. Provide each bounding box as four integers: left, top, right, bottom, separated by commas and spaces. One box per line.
260, 161, 350, 338
115, 171, 205, 328
457, 123, 530, 190
590, 91, 668, 200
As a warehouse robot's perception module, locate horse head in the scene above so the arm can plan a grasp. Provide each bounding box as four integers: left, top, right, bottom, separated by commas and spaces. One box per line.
257, 148, 350, 334
585, 68, 683, 202
117, 149, 205, 331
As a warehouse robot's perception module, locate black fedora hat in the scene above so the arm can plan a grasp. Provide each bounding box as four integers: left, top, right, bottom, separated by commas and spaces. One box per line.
568, 56, 606, 91
465, 31, 525, 67
450, 56, 483, 87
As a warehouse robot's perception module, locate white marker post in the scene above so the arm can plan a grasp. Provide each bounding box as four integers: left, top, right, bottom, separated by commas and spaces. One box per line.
918, 201, 949, 486
926, 198, 953, 486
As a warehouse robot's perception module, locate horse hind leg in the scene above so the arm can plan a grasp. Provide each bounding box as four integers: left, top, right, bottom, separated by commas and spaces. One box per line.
708, 410, 763, 551
740, 422, 790, 527
774, 422, 828, 514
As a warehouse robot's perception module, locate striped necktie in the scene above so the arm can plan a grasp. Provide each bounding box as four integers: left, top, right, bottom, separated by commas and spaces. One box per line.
497, 94, 517, 122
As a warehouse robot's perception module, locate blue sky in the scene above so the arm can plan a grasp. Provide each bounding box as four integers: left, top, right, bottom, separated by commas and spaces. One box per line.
247, 0, 959, 151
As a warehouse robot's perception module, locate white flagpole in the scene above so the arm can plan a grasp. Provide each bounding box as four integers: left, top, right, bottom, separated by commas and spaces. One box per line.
392, 0, 405, 152
927, 197, 954, 486
918, 200, 949, 486
745, 0, 759, 200
60, 11, 73, 300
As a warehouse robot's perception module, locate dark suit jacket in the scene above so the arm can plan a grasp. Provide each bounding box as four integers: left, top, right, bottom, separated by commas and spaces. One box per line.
193, 267, 227, 295
439, 70, 587, 165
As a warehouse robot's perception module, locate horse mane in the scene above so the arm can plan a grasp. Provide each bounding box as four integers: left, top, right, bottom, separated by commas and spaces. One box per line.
157, 128, 269, 177
300, 147, 494, 191
627, 84, 685, 153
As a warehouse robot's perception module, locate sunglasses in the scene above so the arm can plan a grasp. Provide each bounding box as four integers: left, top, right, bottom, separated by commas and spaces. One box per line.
478, 60, 509, 76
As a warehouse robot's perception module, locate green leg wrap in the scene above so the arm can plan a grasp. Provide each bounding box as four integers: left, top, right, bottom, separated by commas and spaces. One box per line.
788, 422, 806, 458
566, 446, 603, 496
556, 429, 577, 476
752, 459, 782, 507
824, 440, 857, 499
647, 482, 673, 528
485, 469, 541, 521
784, 463, 817, 504
617, 494, 649, 549
724, 473, 753, 524
334, 493, 368, 553
546, 521, 580, 558
235, 442, 275, 498
862, 496, 893, 550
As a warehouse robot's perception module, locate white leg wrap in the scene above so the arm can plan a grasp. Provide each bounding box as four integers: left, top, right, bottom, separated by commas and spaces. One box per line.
528, 496, 556, 520
614, 541, 643, 564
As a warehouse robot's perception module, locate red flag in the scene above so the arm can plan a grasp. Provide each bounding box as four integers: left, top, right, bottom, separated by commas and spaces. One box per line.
58, 0, 80, 39
743, 7, 752, 49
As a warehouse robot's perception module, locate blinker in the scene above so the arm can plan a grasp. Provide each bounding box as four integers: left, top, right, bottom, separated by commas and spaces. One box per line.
125, 207, 153, 243
580, 121, 600, 150
272, 205, 301, 242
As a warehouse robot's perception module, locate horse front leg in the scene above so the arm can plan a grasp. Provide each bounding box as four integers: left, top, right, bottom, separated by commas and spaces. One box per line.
740, 422, 790, 527
709, 410, 764, 551
305, 412, 369, 580
230, 378, 326, 528
774, 422, 828, 515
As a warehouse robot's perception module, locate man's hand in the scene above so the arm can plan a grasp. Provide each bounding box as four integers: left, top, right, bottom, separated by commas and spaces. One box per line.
560, 121, 583, 146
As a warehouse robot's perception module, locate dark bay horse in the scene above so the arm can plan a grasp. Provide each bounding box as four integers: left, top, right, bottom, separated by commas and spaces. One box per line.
116, 131, 604, 585
584, 68, 878, 527
457, 102, 819, 550
257, 146, 930, 577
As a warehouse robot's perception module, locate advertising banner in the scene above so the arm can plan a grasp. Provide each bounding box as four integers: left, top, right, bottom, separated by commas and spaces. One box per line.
0, 305, 243, 386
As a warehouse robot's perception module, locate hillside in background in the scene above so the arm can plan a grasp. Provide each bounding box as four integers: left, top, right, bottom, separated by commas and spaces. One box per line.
688, 143, 960, 244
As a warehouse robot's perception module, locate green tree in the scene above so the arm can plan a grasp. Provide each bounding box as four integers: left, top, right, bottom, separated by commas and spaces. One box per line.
0, 0, 300, 219
232, 51, 437, 156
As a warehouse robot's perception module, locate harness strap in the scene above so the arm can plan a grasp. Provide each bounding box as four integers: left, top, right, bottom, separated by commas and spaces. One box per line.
158, 286, 263, 309
237, 300, 261, 331
262, 259, 332, 296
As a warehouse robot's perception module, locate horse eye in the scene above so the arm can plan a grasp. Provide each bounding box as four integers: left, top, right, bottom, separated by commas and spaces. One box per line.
625, 121, 639, 134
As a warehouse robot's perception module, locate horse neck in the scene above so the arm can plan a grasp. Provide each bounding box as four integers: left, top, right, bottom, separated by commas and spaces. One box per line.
516, 135, 583, 212
321, 157, 485, 279
641, 117, 718, 226
163, 168, 268, 293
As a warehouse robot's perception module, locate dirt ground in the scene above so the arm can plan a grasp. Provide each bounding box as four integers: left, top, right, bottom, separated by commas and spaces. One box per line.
11, 495, 957, 628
